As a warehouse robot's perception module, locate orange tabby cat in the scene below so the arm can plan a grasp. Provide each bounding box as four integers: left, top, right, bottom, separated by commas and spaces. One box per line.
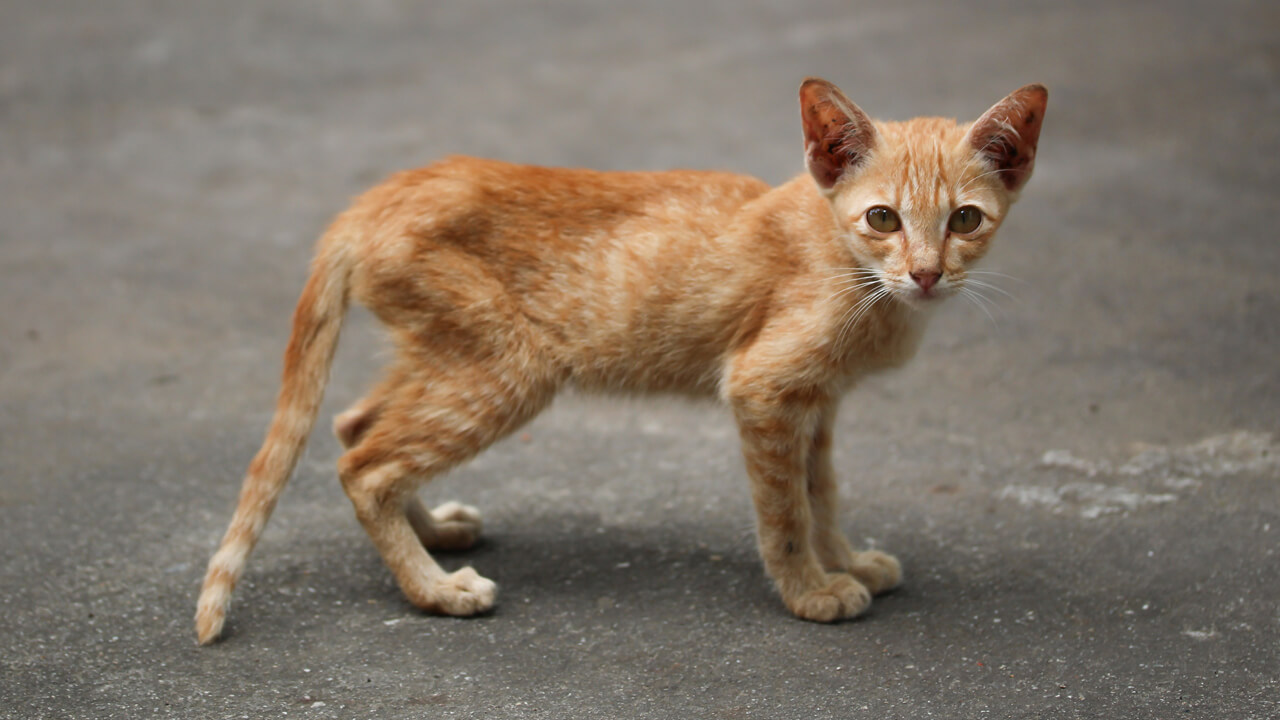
195, 77, 1046, 643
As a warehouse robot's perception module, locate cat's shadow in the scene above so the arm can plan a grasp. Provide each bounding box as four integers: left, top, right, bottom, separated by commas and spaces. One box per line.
444, 511, 778, 617
217, 510, 937, 642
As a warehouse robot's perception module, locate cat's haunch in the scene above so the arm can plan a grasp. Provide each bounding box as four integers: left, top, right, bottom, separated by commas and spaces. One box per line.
195, 78, 1046, 644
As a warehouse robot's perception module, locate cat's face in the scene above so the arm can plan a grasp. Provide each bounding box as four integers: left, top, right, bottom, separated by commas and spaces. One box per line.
800, 79, 1046, 309
828, 120, 1009, 307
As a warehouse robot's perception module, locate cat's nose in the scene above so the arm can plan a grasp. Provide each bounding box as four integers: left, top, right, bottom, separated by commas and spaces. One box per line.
910, 270, 941, 291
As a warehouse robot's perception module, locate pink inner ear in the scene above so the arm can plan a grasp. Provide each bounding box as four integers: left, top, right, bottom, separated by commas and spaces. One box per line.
800, 80, 875, 191
803, 105, 850, 189
970, 85, 1047, 192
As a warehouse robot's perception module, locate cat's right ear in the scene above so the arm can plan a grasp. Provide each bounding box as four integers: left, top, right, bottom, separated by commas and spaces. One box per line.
799, 78, 878, 194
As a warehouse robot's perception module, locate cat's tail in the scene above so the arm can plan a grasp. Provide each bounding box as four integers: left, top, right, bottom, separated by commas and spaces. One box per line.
194, 235, 352, 645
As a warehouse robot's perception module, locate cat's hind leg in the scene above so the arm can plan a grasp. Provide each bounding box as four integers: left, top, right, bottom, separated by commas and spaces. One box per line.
334, 404, 379, 450
337, 358, 555, 616
333, 364, 408, 449
335, 366, 485, 552
806, 405, 901, 595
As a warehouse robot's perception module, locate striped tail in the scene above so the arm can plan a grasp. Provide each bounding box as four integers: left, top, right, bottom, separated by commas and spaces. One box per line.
195, 244, 350, 644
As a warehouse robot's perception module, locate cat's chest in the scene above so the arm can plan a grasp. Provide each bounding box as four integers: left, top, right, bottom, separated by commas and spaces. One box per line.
835, 302, 931, 379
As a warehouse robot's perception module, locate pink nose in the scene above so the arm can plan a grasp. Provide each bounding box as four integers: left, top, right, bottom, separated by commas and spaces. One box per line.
910, 270, 941, 291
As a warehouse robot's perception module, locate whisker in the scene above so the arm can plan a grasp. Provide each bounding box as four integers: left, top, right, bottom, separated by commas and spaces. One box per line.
829, 278, 883, 293
824, 281, 881, 304
966, 269, 1027, 285
960, 286, 1000, 329
963, 277, 1019, 303
824, 270, 885, 303
850, 287, 893, 332
836, 286, 891, 347
822, 269, 881, 280
827, 276, 880, 286
829, 272, 881, 283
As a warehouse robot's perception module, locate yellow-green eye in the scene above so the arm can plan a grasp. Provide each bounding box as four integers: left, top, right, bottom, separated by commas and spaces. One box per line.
948, 206, 983, 234
865, 206, 901, 233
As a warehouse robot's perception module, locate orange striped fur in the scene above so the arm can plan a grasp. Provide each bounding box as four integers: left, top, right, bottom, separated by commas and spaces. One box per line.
195, 78, 1047, 643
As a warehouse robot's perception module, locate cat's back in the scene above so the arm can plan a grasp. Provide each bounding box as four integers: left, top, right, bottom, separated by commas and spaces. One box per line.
337, 155, 767, 298
341, 156, 768, 243
333, 157, 770, 355
422, 155, 767, 201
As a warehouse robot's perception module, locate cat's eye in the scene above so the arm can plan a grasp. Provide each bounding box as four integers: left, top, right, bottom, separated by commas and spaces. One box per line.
865, 206, 901, 234
948, 206, 983, 234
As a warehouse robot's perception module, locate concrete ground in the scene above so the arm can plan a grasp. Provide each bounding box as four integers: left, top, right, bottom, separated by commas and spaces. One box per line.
2, 1, 1277, 718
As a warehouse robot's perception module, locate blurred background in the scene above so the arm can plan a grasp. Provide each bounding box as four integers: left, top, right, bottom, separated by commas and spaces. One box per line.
2, 2, 1277, 718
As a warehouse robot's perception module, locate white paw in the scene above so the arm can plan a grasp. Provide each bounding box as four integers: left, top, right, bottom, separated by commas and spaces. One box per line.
430, 567, 497, 616
425, 501, 483, 550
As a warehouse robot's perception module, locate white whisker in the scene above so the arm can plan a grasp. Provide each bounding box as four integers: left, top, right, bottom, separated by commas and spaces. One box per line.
966, 269, 1026, 284
829, 272, 881, 283
829, 280, 883, 294
836, 286, 892, 348
959, 286, 1000, 329
823, 268, 885, 304
823, 268, 880, 280
963, 277, 1018, 303
824, 280, 881, 304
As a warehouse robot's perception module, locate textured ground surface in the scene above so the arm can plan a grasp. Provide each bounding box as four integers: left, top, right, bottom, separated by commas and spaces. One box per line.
2, 1, 1277, 718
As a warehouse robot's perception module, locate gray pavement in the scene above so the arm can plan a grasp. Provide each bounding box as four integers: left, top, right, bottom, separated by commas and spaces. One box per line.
2, 1, 1278, 718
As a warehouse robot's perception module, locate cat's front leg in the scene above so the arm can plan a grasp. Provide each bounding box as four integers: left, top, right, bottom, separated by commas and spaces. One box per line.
806, 404, 902, 595
729, 380, 871, 622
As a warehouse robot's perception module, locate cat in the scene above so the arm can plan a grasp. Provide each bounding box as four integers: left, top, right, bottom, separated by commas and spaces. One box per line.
195, 77, 1047, 644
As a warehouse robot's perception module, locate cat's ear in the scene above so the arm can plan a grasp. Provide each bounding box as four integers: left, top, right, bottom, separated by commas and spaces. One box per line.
799, 78, 878, 194
966, 84, 1048, 193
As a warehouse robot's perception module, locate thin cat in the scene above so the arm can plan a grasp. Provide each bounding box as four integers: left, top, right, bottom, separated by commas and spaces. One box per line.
195, 77, 1046, 644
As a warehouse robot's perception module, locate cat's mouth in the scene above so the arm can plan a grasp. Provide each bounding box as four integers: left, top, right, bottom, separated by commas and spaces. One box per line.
895, 279, 955, 307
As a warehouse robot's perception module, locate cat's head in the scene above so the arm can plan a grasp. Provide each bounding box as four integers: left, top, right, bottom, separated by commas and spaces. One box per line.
799, 78, 1046, 308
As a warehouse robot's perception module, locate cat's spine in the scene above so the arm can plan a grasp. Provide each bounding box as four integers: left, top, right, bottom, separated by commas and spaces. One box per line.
194, 232, 352, 645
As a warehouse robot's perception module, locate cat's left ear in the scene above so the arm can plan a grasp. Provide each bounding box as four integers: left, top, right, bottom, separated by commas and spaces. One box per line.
799, 78, 879, 195
966, 84, 1048, 193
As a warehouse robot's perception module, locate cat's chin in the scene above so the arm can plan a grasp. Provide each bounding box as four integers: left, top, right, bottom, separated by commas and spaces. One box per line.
895, 287, 954, 310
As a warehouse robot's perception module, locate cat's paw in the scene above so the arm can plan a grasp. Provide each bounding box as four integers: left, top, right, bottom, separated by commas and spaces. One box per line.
846, 550, 902, 595
785, 573, 872, 623
425, 567, 497, 616
425, 501, 484, 550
